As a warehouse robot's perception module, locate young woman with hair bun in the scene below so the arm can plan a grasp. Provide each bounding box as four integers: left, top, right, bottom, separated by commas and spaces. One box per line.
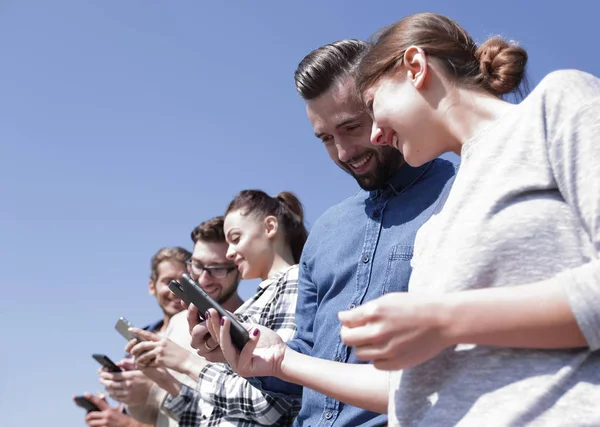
335, 11, 600, 426
224, 189, 308, 281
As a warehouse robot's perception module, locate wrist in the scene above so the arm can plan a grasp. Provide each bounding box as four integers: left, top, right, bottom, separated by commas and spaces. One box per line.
164, 377, 182, 397
278, 345, 296, 382
437, 293, 462, 347
181, 354, 193, 376
128, 419, 143, 427
183, 353, 205, 379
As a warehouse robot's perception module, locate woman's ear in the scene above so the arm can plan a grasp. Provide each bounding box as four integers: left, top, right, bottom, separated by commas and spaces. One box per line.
264, 215, 279, 239
148, 279, 156, 297
403, 46, 428, 90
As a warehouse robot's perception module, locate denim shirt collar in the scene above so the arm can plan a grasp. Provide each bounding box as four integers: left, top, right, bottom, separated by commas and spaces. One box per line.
368, 161, 433, 201
143, 319, 164, 333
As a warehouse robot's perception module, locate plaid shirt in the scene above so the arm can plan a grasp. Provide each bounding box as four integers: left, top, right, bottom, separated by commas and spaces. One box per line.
163, 265, 301, 426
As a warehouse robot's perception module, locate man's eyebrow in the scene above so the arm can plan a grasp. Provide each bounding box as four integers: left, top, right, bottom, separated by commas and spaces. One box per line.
314, 116, 362, 139
191, 258, 231, 267
335, 117, 360, 129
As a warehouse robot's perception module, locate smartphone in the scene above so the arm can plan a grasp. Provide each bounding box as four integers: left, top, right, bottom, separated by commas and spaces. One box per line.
114, 317, 146, 342
178, 274, 249, 351
92, 354, 122, 373
74, 395, 100, 413
168, 279, 187, 301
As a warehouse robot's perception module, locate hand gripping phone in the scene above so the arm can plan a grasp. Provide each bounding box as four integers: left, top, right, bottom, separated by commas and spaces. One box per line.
170, 274, 249, 351
74, 395, 100, 412
92, 354, 122, 373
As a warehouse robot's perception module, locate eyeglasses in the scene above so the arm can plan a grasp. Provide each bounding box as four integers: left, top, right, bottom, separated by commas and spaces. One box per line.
186, 259, 237, 279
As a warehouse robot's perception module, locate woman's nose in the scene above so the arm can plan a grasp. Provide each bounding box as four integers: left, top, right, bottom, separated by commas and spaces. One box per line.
226, 245, 236, 260
370, 121, 385, 146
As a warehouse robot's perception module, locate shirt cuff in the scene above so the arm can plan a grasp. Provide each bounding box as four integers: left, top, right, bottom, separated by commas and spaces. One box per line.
163, 384, 195, 419
561, 263, 600, 351
247, 376, 303, 399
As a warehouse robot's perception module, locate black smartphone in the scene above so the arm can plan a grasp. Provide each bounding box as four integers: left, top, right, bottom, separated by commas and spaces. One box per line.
175, 274, 249, 351
168, 279, 187, 301
74, 395, 100, 413
92, 354, 122, 373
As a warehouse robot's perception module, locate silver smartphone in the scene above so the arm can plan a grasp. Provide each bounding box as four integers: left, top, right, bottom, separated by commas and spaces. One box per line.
114, 317, 145, 341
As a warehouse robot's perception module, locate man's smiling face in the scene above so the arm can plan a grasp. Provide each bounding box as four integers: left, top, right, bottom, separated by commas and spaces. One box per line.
306, 76, 404, 191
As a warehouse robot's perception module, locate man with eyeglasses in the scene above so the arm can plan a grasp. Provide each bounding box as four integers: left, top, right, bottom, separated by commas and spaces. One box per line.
186, 216, 244, 313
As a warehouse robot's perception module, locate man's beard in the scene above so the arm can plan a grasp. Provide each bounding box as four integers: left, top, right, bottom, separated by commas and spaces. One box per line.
216, 272, 241, 304
343, 146, 405, 191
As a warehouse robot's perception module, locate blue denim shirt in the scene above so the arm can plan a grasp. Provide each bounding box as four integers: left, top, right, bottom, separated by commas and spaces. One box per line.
250, 159, 457, 427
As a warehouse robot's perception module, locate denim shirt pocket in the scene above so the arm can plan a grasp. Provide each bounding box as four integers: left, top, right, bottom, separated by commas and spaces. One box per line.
381, 244, 414, 294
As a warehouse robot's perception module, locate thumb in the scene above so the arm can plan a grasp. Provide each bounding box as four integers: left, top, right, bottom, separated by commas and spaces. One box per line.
338, 303, 372, 328
129, 327, 158, 341
238, 326, 260, 375
83, 392, 110, 410
187, 304, 201, 331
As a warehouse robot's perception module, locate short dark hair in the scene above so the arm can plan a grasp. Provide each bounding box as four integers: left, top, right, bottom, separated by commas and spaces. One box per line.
294, 39, 370, 100
190, 216, 226, 244
150, 247, 191, 282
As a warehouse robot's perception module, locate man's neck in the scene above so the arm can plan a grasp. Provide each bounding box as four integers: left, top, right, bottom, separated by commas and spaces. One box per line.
160, 312, 174, 333
221, 293, 244, 313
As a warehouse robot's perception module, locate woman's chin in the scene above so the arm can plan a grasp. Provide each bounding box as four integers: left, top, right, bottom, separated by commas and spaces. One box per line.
403, 150, 429, 168
240, 267, 258, 281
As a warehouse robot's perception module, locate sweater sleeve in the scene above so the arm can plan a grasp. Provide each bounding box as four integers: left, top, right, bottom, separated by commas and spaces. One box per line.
548, 92, 600, 350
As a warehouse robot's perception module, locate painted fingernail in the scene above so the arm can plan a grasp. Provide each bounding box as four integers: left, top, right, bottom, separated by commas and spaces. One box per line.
220, 318, 224, 326
205, 311, 210, 319
253, 328, 259, 337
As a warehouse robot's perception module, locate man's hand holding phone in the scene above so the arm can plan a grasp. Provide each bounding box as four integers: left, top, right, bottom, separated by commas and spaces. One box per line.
99, 359, 153, 406
125, 328, 207, 376
74, 393, 137, 427
93, 354, 123, 373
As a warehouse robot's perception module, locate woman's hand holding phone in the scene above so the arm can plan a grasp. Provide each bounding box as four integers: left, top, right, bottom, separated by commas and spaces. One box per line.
204, 308, 287, 378
178, 274, 250, 350
187, 303, 229, 363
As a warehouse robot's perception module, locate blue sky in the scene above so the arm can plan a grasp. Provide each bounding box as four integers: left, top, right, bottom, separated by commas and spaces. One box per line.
1, 1, 598, 425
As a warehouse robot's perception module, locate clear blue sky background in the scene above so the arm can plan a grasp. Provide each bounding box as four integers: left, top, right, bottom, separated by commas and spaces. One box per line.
1, 1, 598, 425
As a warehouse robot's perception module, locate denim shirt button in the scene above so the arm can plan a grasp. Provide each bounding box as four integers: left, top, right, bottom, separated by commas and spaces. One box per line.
362, 255, 370, 263
349, 303, 356, 309
325, 411, 333, 419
